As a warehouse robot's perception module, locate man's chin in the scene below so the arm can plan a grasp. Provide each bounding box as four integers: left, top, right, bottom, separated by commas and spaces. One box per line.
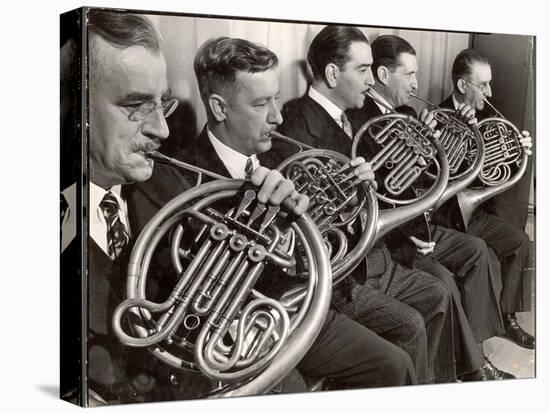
130, 165, 154, 184
257, 140, 272, 155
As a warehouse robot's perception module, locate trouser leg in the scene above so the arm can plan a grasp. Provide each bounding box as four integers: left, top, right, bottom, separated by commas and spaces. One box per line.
415, 256, 484, 377
468, 212, 532, 313
370, 246, 453, 383
297, 309, 416, 389
430, 225, 505, 340
333, 282, 428, 384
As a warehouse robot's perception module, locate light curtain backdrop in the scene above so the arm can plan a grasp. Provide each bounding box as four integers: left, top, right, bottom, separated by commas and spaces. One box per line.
148, 14, 470, 135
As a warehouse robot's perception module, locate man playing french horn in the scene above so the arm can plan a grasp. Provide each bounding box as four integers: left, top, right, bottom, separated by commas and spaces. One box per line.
62, 11, 413, 404
277, 26, 457, 384
125, 34, 416, 398
435, 48, 534, 351
349, 34, 532, 381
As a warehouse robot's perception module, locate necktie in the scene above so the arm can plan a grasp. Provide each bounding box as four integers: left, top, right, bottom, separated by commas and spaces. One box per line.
245, 157, 254, 179
100, 191, 129, 259
60, 193, 69, 223
340, 112, 353, 138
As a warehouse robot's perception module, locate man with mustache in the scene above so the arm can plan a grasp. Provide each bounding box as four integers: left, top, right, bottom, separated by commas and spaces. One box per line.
61, 12, 317, 404
127, 35, 415, 395
436, 48, 534, 352
347, 34, 514, 380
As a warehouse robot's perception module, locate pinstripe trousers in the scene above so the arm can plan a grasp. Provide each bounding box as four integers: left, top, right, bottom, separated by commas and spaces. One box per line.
333, 245, 454, 384
467, 211, 533, 314
425, 225, 505, 341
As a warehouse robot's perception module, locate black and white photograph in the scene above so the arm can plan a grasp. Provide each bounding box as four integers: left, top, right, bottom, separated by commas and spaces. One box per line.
3, 0, 548, 413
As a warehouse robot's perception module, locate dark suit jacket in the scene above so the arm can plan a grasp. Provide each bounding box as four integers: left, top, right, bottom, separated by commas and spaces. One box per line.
278, 94, 355, 155
429, 95, 497, 231
125, 126, 302, 301
348, 96, 430, 267
86, 229, 172, 403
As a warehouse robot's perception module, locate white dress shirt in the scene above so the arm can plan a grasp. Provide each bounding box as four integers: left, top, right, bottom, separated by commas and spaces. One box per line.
61, 183, 76, 254
308, 86, 347, 128
89, 182, 130, 257
61, 182, 131, 256
207, 129, 259, 178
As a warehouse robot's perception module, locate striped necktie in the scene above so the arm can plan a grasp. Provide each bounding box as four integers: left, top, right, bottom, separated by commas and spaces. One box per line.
100, 191, 129, 259
340, 112, 353, 138
245, 157, 254, 179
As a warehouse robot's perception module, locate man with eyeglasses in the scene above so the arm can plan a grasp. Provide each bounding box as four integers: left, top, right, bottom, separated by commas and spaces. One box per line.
61, 11, 311, 405
435, 48, 535, 353
347, 35, 522, 381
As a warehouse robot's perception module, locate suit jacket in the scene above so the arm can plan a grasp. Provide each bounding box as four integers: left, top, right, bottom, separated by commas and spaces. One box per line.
429, 95, 497, 231
348, 96, 430, 267
125, 126, 302, 301
278, 94, 355, 155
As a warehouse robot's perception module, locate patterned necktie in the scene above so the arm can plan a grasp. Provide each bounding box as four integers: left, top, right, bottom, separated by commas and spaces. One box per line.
245, 157, 254, 179
100, 191, 129, 259
340, 112, 353, 138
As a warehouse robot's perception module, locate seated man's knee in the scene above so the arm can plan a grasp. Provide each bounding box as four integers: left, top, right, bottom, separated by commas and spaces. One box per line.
466, 234, 489, 259
401, 310, 426, 346
428, 276, 452, 309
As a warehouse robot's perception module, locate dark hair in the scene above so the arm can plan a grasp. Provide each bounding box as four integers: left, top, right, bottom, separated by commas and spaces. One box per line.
307, 25, 369, 81
451, 48, 490, 90
371, 35, 416, 80
193, 37, 278, 105
87, 10, 161, 51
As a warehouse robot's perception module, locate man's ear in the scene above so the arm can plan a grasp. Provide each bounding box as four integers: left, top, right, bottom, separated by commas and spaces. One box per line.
324, 63, 339, 88
457, 79, 467, 94
208, 94, 227, 122
377, 66, 390, 86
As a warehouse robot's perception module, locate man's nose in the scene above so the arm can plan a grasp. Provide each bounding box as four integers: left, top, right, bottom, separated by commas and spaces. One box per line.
484, 84, 493, 98
268, 100, 283, 126
410, 75, 418, 90
366, 68, 375, 87
142, 108, 170, 140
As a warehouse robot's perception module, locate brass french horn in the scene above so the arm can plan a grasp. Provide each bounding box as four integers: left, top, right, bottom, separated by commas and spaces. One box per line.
458, 96, 531, 226
112, 153, 332, 397
351, 91, 450, 242
271, 131, 378, 290
409, 93, 485, 210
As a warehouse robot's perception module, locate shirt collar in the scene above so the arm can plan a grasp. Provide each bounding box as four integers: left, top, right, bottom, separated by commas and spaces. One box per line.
369, 88, 394, 114
207, 128, 259, 179
308, 86, 344, 121
90, 181, 123, 213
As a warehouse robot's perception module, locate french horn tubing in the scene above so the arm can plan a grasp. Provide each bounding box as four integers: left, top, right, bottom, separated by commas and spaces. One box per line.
270, 131, 378, 291
112, 158, 332, 397
351, 91, 450, 242
458, 95, 531, 226
409, 93, 485, 210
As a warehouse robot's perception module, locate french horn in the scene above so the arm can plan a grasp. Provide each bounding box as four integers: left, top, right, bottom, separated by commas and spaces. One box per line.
351, 91, 450, 242
458, 96, 531, 226
410, 93, 485, 210
112, 154, 332, 397
271, 131, 379, 291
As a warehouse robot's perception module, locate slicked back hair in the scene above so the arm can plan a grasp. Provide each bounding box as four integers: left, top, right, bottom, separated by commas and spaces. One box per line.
307, 25, 369, 81
451, 48, 490, 90
371, 35, 416, 81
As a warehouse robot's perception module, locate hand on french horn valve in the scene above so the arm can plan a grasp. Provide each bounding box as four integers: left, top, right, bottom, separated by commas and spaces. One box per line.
456, 103, 478, 125
250, 166, 310, 215
419, 109, 441, 139
520, 130, 533, 156
349, 157, 378, 190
